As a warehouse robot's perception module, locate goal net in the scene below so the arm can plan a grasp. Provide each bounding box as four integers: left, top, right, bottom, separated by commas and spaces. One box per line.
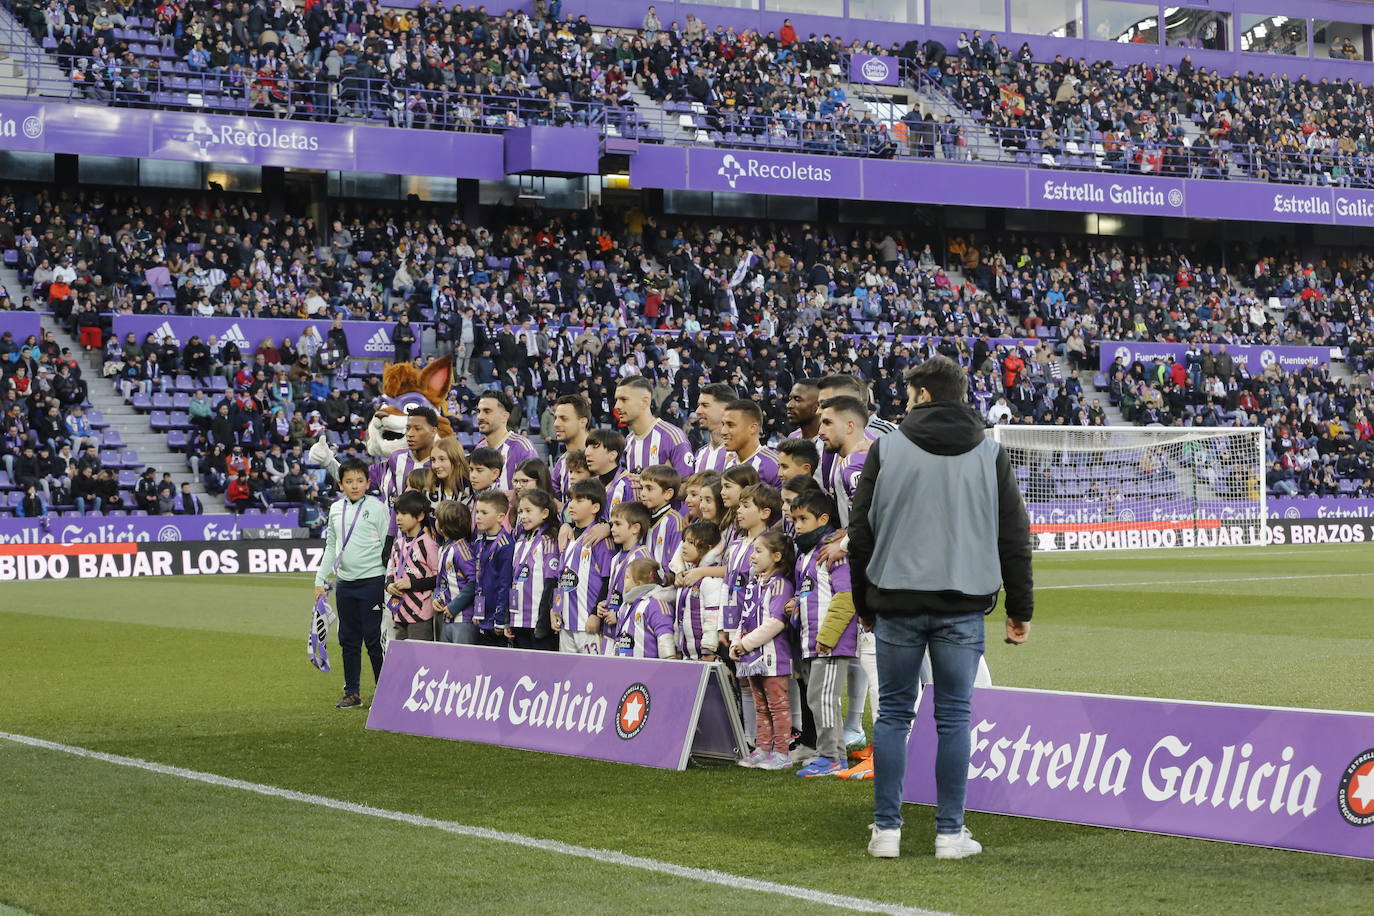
989, 426, 1268, 550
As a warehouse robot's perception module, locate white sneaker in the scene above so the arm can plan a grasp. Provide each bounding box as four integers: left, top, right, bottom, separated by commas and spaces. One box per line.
934, 827, 982, 860
867, 824, 901, 858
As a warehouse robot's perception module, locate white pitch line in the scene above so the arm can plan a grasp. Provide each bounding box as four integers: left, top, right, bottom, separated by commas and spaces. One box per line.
0, 731, 953, 916
1039, 571, 1374, 591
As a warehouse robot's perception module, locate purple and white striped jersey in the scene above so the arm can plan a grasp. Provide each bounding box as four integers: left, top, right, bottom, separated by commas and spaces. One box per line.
551, 450, 575, 503
645, 507, 684, 571
691, 442, 733, 474
479, 431, 539, 490
625, 419, 692, 476
599, 471, 637, 523
721, 530, 756, 631
610, 588, 677, 658
732, 445, 782, 487
374, 448, 432, 535
736, 575, 796, 678
435, 538, 479, 624
605, 544, 650, 618
554, 531, 612, 634
507, 531, 559, 630
794, 542, 858, 658
675, 554, 725, 660
825, 447, 870, 527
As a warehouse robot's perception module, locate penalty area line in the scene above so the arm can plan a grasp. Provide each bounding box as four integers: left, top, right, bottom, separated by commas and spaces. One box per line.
0, 731, 952, 916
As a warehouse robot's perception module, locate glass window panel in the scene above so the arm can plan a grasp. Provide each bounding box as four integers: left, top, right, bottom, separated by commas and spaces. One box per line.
769, 0, 842, 17
663, 189, 713, 216
204, 164, 262, 194
1088, 0, 1159, 43
932, 0, 1005, 30
139, 158, 202, 189
401, 175, 458, 203
1011, 0, 1082, 38
1239, 14, 1306, 56
0, 152, 54, 182
334, 171, 399, 200
766, 195, 819, 221
849, 0, 923, 25
78, 155, 137, 186
1312, 20, 1368, 61
1164, 8, 1230, 50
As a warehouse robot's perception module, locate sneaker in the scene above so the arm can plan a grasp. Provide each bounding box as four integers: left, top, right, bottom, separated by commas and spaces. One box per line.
835, 756, 874, 780
934, 827, 983, 860
848, 743, 874, 762
737, 748, 767, 768
335, 693, 362, 709
867, 824, 901, 858
790, 744, 817, 765
844, 728, 868, 749
759, 751, 792, 771
796, 756, 844, 778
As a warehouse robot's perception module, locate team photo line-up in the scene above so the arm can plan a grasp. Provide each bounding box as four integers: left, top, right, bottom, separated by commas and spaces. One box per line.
312, 358, 1033, 860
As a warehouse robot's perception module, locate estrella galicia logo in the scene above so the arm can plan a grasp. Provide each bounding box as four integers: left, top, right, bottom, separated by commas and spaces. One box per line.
1337, 748, 1374, 826
156, 524, 182, 542
615, 683, 650, 739
22, 116, 42, 139
1167, 188, 1184, 208
860, 57, 890, 83
717, 153, 746, 189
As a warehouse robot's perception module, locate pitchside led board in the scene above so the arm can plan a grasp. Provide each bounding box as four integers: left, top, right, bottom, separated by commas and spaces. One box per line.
904, 687, 1374, 860
367, 642, 746, 770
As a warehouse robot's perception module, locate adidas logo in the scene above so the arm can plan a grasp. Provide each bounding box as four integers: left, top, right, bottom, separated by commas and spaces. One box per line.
364, 328, 393, 353
221, 323, 250, 349
152, 320, 178, 344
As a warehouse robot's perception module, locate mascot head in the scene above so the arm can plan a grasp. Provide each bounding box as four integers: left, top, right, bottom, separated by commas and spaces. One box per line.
366, 356, 456, 460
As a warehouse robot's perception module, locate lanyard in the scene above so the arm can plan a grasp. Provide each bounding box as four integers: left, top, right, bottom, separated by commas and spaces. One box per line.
330, 499, 366, 583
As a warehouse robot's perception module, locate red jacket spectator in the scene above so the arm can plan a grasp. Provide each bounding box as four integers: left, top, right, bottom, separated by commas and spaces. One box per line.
779, 19, 797, 45
1002, 353, 1024, 390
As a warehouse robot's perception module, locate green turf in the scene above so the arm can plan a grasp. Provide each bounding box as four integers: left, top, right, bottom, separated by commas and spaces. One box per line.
2, 544, 1372, 915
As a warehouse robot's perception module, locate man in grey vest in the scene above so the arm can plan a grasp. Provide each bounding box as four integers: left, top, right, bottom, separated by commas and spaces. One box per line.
848, 355, 1033, 860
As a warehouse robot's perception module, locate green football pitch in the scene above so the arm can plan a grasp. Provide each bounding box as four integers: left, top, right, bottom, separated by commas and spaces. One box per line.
2, 543, 1372, 916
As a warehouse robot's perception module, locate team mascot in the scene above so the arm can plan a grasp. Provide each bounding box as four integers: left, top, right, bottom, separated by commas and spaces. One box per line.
309, 355, 456, 514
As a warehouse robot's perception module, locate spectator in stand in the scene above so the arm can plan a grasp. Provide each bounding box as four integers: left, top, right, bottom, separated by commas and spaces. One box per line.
134, 467, 160, 514
174, 482, 204, 515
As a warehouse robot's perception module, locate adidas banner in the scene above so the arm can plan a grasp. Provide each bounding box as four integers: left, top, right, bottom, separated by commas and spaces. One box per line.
0, 538, 324, 581
111, 316, 430, 362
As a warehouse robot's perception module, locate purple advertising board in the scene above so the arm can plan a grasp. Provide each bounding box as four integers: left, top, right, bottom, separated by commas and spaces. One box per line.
1030, 172, 1186, 218
1099, 341, 1330, 373
687, 146, 863, 199
904, 686, 1374, 859
112, 315, 425, 359
0, 101, 506, 179
1268, 497, 1374, 520
848, 53, 901, 86
367, 641, 741, 770
0, 310, 41, 346
0, 512, 297, 545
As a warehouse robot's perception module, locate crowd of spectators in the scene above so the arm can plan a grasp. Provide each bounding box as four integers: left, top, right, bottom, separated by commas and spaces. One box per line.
4, 176, 1373, 514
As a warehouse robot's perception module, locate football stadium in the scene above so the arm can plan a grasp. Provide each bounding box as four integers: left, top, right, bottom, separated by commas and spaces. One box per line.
1, 0, 1373, 912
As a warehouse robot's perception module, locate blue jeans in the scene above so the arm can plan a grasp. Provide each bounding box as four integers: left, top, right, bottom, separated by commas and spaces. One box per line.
873, 611, 985, 834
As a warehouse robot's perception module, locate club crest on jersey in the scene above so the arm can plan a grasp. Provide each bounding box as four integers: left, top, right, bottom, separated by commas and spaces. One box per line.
615, 683, 651, 739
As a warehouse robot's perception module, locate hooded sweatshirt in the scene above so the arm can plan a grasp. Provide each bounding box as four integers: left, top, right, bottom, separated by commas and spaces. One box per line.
848, 401, 1033, 621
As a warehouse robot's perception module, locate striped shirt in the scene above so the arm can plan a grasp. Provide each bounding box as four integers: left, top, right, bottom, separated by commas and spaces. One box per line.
691, 442, 733, 474
507, 530, 559, 630
736, 575, 796, 678
599, 470, 637, 523
625, 418, 692, 476
479, 431, 539, 490
794, 541, 857, 658
386, 529, 439, 623
435, 538, 479, 623
554, 531, 612, 634
731, 445, 782, 487
605, 544, 650, 618
675, 553, 725, 660
645, 506, 683, 571
866, 414, 898, 436
826, 448, 870, 528
721, 531, 756, 631
376, 448, 432, 535
610, 587, 677, 658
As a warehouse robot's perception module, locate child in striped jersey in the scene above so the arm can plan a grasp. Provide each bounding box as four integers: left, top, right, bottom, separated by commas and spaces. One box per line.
506, 489, 560, 651
717, 477, 776, 747
585, 429, 636, 522
787, 490, 859, 778
471, 490, 514, 648
553, 480, 613, 654
612, 558, 679, 659
731, 529, 797, 770
434, 500, 480, 645
675, 521, 725, 661
636, 464, 684, 571
781, 474, 823, 539
596, 501, 651, 654
385, 490, 442, 642
509, 457, 554, 528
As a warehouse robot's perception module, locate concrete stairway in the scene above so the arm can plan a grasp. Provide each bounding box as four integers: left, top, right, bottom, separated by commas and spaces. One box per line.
0, 4, 73, 98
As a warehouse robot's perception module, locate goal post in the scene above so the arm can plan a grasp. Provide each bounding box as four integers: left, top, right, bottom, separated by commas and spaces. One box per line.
989, 426, 1268, 550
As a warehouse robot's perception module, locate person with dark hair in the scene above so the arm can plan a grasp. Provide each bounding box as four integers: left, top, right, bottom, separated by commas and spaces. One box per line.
550, 394, 591, 501
584, 428, 636, 522
476, 389, 537, 489
554, 479, 613, 655
722, 399, 781, 486
615, 375, 692, 478
472, 490, 515, 648
385, 489, 441, 642
691, 383, 738, 473
776, 437, 820, 482
849, 355, 1033, 861
314, 457, 390, 709
820, 374, 897, 436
